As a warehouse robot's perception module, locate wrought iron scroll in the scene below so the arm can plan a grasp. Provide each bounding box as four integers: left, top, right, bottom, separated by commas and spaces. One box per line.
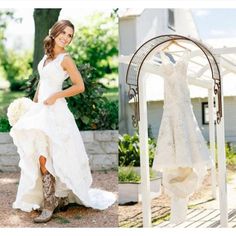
126, 34, 222, 127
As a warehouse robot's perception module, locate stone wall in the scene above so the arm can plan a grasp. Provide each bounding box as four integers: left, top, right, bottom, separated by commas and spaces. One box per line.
0, 131, 118, 172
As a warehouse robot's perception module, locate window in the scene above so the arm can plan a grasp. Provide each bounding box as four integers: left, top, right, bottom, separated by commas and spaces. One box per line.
168, 9, 175, 31
202, 102, 209, 125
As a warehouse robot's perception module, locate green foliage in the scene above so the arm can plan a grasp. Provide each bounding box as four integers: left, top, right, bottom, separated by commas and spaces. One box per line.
0, 11, 24, 91
0, 90, 25, 132
0, 116, 10, 132
225, 144, 236, 167
22, 71, 39, 99
64, 64, 118, 130
0, 11, 15, 56
24, 64, 118, 130
212, 143, 236, 169
23, 12, 118, 131
118, 166, 141, 183
118, 166, 158, 183
1, 50, 33, 91
119, 132, 157, 167
68, 12, 118, 79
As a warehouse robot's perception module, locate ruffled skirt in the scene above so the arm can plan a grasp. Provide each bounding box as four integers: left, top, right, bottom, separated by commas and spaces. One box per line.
10, 99, 116, 212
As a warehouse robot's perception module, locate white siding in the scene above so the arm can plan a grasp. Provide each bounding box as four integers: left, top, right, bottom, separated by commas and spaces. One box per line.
119, 9, 199, 134
127, 97, 236, 145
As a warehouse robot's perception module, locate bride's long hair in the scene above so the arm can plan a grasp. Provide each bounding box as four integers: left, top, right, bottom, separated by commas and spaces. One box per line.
44, 20, 74, 59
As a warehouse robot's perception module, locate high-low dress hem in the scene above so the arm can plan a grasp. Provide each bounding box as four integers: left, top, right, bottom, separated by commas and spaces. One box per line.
10, 53, 116, 212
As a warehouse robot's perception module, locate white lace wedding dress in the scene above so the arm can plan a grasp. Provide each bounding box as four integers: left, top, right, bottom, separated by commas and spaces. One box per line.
10, 53, 116, 212
152, 50, 212, 224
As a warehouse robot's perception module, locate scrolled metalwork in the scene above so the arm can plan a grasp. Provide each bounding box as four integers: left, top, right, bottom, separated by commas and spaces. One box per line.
126, 34, 223, 126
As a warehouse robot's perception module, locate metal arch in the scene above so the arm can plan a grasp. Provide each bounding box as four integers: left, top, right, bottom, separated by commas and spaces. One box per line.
126, 34, 222, 127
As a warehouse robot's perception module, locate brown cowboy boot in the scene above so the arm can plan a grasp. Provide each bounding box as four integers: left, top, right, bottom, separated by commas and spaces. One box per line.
33, 172, 59, 223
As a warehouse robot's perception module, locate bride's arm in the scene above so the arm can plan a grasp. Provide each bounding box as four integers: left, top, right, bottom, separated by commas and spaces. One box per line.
44, 56, 85, 105
59, 55, 85, 96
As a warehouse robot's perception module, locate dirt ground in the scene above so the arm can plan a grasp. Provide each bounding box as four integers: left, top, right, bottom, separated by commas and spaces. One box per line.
0, 170, 118, 228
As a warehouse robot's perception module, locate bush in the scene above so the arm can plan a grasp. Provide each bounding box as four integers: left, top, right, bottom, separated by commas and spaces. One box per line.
118, 166, 158, 183
64, 64, 118, 130
24, 64, 118, 130
118, 166, 141, 183
1, 50, 32, 91
225, 144, 236, 167
0, 116, 10, 132
68, 12, 118, 79
22, 13, 118, 130
119, 132, 157, 167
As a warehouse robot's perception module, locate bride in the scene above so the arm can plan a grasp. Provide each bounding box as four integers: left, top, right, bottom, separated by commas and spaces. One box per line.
8, 19, 116, 223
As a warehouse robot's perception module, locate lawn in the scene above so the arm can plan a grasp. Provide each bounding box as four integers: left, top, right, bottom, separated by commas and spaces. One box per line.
103, 86, 118, 101
0, 90, 26, 116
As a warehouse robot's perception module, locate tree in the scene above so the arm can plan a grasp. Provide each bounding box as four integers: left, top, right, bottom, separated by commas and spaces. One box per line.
32, 9, 61, 71
68, 12, 118, 80
0, 10, 15, 64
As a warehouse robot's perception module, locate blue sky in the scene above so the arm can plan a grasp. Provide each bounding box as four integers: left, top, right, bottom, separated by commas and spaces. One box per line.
192, 9, 236, 39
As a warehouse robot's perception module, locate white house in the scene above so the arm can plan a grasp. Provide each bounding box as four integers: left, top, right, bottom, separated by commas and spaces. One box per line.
119, 9, 236, 145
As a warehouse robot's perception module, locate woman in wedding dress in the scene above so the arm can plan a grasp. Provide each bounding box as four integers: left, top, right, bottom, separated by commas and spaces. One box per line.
9, 20, 116, 223
152, 50, 212, 224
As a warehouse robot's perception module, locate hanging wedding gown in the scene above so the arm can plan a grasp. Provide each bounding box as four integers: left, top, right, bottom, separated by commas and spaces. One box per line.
10, 53, 116, 212
152, 50, 212, 224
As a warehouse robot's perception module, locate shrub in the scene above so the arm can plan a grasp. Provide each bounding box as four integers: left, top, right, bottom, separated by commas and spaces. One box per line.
118, 166, 141, 183
24, 64, 118, 130
0, 116, 11, 132
1, 50, 32, 91
68, 13, 118, 79
118, 166, 159, 183
118, 132, 157, 167
225, 144, 236, 167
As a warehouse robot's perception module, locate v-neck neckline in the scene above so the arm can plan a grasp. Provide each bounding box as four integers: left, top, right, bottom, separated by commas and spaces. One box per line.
42, 52, 67, 69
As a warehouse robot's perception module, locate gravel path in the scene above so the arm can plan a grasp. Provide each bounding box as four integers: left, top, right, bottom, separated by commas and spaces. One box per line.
0, 170, 118, 228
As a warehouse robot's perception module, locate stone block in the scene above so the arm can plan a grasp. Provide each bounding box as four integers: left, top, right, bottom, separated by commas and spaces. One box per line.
0, 133, 13, 144
94, 131, 119, 142
100, 142, 118, 154
80, 131, 94, 142
84, 142, 104, 154
0, 155, 19, 166
0, 144, 18, 155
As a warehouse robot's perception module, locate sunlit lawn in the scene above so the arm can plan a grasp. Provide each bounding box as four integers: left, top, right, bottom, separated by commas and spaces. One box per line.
104, 86, 118, 101
0, 90, 26, 116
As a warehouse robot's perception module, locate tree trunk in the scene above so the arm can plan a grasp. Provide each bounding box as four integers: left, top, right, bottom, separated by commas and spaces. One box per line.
32, 9, 61, 72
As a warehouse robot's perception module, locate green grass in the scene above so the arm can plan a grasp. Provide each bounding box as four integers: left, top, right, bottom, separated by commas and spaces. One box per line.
103, 86, 118, 101
0, 90, 25, 132
0, 90, 25, 116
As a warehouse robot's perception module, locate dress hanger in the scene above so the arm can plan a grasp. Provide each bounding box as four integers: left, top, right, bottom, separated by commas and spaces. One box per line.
162, 39, 190, 52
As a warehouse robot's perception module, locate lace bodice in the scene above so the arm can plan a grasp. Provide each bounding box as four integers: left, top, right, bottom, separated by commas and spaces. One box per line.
37, 53, 69, 102
159, 50, 191, 108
